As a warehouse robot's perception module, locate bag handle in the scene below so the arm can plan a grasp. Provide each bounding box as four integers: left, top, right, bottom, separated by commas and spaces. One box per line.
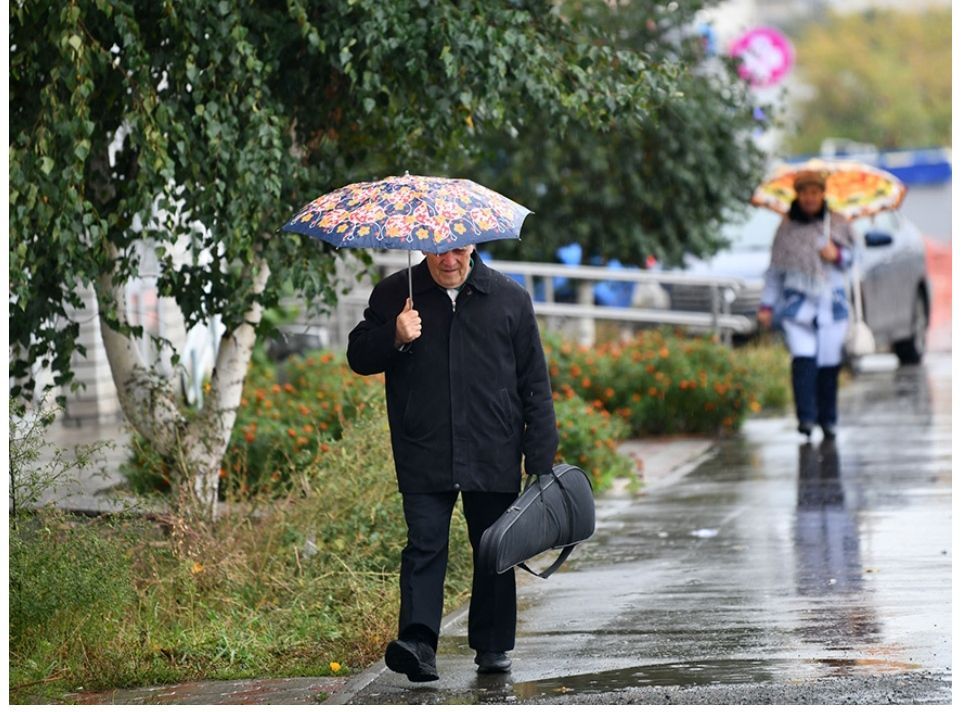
518, 545, 576, 579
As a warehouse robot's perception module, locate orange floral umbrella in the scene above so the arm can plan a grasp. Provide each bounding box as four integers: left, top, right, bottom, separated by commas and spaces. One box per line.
750, 158, 907, 220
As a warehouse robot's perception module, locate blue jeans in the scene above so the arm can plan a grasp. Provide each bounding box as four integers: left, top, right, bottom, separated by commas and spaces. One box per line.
792, 358, 840, 427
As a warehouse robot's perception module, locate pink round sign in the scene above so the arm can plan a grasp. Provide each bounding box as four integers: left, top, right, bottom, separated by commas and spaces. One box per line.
729, 27, 794, 88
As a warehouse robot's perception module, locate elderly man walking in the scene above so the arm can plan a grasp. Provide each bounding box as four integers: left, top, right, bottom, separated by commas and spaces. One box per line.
347, 245, 558, 681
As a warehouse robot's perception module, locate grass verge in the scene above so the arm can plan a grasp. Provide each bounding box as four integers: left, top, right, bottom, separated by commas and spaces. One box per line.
10, 402, 472, 703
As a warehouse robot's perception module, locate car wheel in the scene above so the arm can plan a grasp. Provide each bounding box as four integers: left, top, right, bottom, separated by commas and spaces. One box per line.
893, 291, 927, 365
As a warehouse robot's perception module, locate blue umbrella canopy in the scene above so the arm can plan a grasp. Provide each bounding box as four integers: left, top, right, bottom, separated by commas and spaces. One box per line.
280, 174, 531, 253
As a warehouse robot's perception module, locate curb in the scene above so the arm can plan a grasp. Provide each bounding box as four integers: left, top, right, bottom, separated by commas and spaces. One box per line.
324, 605, 471, 704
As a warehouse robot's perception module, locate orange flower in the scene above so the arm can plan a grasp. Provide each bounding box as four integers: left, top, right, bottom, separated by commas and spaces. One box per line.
581, 377, 591, 389
287, 428, 298, 438
303, 424, 314, 433
631, 393, 641, 402
299, 405, 311, 416
604, 387, 615, 399
244, 431, 256, 443
645, 364, 656, 374
320, 443, 331, 453
191, 562, 204, 575
284, 383, 295, 393
659, 347, 669, 358
271, 383, 282, 394
570, 364, 582, 377
648, 387, 658, 397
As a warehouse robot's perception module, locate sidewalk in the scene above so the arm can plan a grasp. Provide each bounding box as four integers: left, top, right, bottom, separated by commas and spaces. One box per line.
62, 435, 714, 705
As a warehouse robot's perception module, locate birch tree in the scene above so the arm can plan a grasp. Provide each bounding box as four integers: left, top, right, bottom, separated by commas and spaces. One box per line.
10, 0, 665, 520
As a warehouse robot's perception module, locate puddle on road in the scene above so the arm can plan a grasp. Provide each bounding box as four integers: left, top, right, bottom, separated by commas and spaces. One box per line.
508, 656, 922, 701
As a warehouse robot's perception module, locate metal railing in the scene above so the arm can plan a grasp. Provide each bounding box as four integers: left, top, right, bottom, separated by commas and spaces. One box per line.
320, 252, 753, 347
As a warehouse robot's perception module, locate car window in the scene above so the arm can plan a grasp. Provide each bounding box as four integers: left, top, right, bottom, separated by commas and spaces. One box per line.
854, 211, 899, 235
722, 208, 782, 252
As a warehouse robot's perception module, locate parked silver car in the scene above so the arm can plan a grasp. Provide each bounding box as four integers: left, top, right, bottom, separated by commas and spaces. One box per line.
667, 206, 930, 364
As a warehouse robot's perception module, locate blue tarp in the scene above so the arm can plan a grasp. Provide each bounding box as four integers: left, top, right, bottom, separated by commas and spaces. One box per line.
484, 244, 637, 307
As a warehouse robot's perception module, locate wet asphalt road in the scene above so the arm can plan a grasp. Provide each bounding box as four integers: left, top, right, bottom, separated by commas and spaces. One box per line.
339, 352, 952, 705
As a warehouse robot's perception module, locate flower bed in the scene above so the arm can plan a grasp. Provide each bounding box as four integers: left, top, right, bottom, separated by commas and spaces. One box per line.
543, 330, 764, 436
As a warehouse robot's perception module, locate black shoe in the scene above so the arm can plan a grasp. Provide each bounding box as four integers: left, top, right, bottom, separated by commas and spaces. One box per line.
820, 423, 836, 440
474, 650, 511, 674
385, 639, 439, 682
798, 421, 815, 437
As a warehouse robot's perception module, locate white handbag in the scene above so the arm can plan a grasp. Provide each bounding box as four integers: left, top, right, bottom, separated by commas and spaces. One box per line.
845, 244, 875, 358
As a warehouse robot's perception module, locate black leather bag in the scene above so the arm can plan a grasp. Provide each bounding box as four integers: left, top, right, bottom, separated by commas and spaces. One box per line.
478, 463, 595, 578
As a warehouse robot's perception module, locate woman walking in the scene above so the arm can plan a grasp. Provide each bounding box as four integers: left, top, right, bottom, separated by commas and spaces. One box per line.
757, 170, 854, 439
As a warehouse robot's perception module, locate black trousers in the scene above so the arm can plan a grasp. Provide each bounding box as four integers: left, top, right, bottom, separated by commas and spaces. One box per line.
398, 490, 517, 653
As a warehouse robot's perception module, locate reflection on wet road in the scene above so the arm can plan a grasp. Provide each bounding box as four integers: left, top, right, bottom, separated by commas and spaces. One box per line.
345, 354, 951, 704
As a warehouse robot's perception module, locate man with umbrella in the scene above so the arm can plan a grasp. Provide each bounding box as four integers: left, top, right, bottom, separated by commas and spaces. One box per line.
284, 175, 558, 681
348, 241, 558, 681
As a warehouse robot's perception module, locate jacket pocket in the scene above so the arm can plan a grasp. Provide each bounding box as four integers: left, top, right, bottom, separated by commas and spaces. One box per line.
491, 388, 516, 439
402, 393, 436, 442
779, 288, 806, 320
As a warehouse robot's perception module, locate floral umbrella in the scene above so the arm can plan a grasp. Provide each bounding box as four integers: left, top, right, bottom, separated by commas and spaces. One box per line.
280, 174, 531, 301
750, 158, 907, 220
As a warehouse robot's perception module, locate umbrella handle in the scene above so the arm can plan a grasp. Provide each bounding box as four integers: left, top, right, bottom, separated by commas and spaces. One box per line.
408, 251, 413, 307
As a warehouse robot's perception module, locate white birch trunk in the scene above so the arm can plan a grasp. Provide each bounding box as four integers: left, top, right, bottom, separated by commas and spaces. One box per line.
185, 257, 271, 516
97, 244, 271, 520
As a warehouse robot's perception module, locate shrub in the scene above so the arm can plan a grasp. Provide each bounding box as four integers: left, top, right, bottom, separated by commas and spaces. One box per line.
121, 349, 385, 498
553, 388, 634, 490
736, 337, 792, 412
543, 330, 763, 435
222, 351, 384, 495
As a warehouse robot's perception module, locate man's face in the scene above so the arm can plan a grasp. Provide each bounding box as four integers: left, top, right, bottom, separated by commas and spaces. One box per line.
426, 246, 474, 289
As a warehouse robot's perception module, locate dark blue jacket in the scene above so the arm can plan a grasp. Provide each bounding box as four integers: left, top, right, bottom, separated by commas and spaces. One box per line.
347, 254, 558, 493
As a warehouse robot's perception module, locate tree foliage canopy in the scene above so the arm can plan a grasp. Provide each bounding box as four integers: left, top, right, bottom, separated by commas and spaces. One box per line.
474, 0, 768, 267
9, 0, 666, 398
785, 7, 952, 154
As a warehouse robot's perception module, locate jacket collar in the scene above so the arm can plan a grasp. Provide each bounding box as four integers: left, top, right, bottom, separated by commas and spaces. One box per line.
410, 249, 494, 295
